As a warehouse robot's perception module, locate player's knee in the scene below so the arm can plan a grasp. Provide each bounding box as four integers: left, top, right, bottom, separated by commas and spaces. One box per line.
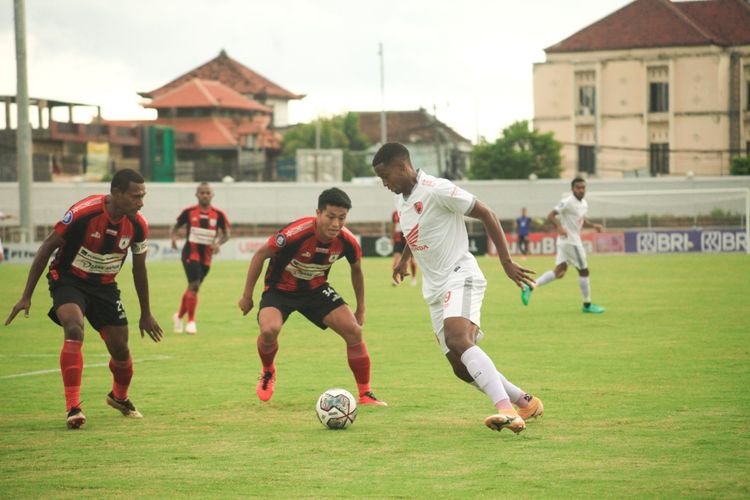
579, 268, 590, 277
259, 324, 281, 341
444, 335, 471, 355
188, 282, 200, 292
63, 322, 84, 341
555, 268, 567, 279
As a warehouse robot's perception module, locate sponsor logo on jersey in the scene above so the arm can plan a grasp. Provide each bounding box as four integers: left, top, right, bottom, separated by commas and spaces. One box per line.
90, 231, 101, 239
275, 233, 287, 247
315, 247, 329, 254
302, 251, 312, 258
106, 228, 118, 236
414, 201, 423, 214
209, 218, 217, 227
62, 211, 73, 225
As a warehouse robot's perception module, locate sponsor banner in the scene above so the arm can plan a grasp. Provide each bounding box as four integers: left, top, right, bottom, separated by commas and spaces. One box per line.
488, 232, 625, 257
624, 229, 747, 254
359, 235, 487, 257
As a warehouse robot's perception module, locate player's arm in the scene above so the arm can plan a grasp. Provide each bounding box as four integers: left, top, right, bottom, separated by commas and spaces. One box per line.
5, 231, 63, 325
238, 243, 274, 315
548, 209, 567, 237
350, 259, 365, 326
132, 252, 163, 342
170, 211, 188, 250
212, 225, 230, 254
392, 244, 413, 285
583, 218, 603, 232
468, 200, 535, 289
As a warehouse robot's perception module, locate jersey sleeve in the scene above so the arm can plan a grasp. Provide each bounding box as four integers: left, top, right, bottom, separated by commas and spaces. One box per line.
217, 209, 230, 230
555, 196, 571, 214
176, 208, 189, 227
341, 228, 362, 264
53, 206, 84, 237
432, 178, 476, 215
131, 215, 149, 255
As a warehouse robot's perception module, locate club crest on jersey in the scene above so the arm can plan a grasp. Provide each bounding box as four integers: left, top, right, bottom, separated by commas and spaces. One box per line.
118, 237, 131, 249
275, 233, 287, 248
414, 201, 423, 214
62, 211, 73, 225
329, 253, 339, 263
209, 218, 217, 227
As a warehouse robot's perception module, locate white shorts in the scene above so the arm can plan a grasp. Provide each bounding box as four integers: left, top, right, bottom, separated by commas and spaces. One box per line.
428, 271, 487, 354
556, 241, 588, 270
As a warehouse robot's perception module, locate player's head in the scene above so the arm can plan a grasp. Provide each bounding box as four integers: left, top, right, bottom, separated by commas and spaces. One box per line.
110, 168, 145, 216
316, 188, 351, 242
521, 207, 527, 216
571, 177, 587, 200
196, 182, 213, 208
372, 142, 415, 195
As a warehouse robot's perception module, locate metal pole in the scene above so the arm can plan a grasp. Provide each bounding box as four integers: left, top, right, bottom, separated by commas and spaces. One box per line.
14, 0, 33, 243
745, 188, 749, 255
379, 42, 387, 144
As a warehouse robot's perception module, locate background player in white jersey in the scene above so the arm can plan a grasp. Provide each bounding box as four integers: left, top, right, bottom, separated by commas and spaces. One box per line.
521, 177, 605, 313
372, 142, 543, 434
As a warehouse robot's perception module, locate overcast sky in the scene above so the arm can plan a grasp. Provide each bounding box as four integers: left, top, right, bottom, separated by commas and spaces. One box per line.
0, 0, 633, 142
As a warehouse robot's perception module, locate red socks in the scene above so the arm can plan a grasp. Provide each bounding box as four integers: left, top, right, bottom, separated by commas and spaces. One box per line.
183, 290, 198, 322
60, 340, 83, 411
178, 293, 187, 318
109, 356, 133, 401
256, 336, 279, 371
346, 342, 372, 396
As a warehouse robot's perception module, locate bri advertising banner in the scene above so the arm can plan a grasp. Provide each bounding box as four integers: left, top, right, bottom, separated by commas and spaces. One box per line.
624, 229, 747, 254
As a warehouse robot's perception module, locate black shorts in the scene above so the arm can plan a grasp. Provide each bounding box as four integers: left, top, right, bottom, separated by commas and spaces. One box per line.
183, 259, 210, 283
258, 285, 347, 330
47, 274, 127, 332
393, 240, 406, 253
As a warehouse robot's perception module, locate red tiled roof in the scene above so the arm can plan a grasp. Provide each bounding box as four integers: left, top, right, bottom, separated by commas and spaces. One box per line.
356, 109, 470, 145
151, 116, 281, 150
546, 0, 750, 53
141, 50, 303, 100
144, 78, 272, 113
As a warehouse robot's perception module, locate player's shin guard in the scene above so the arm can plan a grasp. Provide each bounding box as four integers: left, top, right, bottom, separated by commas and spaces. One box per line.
256, 336, 278, 371
60, 340, 83, 412
184, 290, 198, 322
460, 346, 510, 407
346, 342, 371, 395
109, 356, 133, 401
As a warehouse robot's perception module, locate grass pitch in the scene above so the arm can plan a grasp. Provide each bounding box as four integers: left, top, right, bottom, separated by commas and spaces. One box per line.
1, 254, 749, 498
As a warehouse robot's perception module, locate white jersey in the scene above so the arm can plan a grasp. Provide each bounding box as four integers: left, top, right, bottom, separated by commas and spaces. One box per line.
395, 170, 481, 304
554, 194, 588, 245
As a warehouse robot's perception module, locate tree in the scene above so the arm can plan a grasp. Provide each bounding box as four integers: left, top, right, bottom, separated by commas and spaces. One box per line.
730, 156, 750, 176
469, 121, 562, 180
281, 112, 372, 181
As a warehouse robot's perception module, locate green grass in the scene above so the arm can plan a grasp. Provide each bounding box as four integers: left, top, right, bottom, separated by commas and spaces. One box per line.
1, 254, 749, 498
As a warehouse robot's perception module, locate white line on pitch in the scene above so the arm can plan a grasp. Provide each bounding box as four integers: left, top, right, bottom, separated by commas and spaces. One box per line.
0, 355, 173, 379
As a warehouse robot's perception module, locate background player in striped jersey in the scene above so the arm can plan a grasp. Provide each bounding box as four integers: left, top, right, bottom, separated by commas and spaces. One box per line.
170, 182, 230, 334
391, 210, 417, 286
5, 169, 163, 429
238, 188, 386, 406
373, 142, 542, 433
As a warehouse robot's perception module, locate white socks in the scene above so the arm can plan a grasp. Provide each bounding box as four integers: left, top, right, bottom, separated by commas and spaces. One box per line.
535, 270, 556, 287
579, 276, 591, 302
460, 345, 509, 405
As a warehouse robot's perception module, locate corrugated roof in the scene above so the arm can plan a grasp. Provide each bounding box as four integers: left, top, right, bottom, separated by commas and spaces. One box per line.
356, 109, 470, 145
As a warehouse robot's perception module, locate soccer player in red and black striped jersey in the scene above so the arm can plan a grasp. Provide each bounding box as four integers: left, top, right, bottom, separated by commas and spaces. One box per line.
238, 188, 386, 406
5, 169, 163, 429
170, 183, 230, 335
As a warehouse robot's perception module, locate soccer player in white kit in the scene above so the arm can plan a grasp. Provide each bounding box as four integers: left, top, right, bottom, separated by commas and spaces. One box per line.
372, 142, 544, 433
521, 177, 606, 313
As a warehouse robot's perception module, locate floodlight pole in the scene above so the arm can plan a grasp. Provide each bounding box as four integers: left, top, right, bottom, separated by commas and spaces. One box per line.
14, 0, 34, 243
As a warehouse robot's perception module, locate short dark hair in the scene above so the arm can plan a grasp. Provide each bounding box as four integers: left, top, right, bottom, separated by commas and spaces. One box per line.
111, 168, 144, 192
318, 187, 352, 211
372, 142, 411, 168
571, 177, 586, 188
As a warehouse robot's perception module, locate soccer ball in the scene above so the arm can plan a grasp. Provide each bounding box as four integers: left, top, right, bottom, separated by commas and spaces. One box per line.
315, 388, 358, 429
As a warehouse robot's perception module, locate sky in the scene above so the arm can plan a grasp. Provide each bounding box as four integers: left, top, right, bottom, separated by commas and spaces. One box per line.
0, 0, 633, 143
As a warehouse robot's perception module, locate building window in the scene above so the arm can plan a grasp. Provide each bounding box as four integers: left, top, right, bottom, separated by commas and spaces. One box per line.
577, 86, 596, 116
578, 145, 596, 174
649, 82, 669, 112
649, 143, 669, 175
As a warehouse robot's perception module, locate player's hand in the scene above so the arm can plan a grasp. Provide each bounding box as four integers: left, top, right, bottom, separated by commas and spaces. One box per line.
5, 298, 31, 326
392, 263, 410, 285
593, 223, 603, 233
238, 296, 254, 315
171, 238, 178, 250
501, 260, 536, 289
212, 243, 221, 255
558, 227, 568, 238
354, 307, 365, 326
139, 315, 163, 342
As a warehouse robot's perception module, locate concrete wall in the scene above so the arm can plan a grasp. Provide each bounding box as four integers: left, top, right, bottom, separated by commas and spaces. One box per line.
1, 177, 748, 229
